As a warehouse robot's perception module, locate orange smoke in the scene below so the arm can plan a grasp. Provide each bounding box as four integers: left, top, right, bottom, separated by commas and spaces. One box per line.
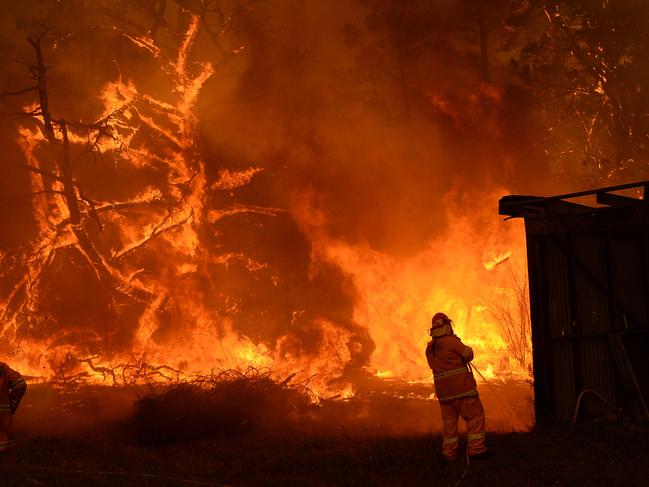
0, 8, 532, 410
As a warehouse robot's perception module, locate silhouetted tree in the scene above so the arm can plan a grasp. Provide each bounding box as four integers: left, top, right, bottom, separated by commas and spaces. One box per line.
508, 0, 649, 184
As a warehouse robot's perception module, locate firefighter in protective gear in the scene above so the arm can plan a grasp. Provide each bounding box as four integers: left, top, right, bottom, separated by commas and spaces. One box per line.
425, 312, 487, 462
0, 362, 27, 453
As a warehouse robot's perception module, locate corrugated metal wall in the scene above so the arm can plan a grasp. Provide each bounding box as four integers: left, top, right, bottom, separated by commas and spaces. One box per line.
525, 211, 649, 422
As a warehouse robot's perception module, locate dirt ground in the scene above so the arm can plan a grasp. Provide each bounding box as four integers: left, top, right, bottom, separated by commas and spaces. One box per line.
1, 382, 647, 486
2, 423, 649, 486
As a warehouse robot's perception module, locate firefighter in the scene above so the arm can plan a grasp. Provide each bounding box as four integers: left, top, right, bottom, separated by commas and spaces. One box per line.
425, 312, 488, 462
0, 361, 27, 453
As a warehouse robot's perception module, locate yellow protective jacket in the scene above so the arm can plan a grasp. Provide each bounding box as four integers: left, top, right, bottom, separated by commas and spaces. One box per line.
0, 362, 27, 452
425, 335, 478, 403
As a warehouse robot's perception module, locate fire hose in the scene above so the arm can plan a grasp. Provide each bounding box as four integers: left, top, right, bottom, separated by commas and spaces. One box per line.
572, 389, 620, 423
469, 361, 526, 426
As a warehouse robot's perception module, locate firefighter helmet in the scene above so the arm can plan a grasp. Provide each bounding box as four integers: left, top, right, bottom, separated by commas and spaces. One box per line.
429, 312, 453, 337
431, 312, 451, 328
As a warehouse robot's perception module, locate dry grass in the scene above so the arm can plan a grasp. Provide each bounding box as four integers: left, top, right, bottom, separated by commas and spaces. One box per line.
487, 262, 532, 372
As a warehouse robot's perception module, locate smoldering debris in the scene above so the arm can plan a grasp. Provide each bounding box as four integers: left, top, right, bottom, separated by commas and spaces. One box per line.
130, 368, 317, 444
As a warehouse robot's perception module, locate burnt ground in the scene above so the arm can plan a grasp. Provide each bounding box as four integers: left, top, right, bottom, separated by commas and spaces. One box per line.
1, 422, 649, 486
0, 382, 648, 486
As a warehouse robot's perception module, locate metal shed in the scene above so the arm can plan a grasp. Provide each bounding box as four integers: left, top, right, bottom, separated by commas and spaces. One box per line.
500, 181, 649, 423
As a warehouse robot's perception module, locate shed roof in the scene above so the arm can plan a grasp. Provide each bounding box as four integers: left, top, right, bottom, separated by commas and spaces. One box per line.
499, 180, 649, 219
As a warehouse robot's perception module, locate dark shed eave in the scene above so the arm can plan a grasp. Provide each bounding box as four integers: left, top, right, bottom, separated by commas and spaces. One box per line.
499, 180, 649, 218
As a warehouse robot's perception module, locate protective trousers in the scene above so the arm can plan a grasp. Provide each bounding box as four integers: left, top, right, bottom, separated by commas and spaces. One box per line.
440, 395, 486, 461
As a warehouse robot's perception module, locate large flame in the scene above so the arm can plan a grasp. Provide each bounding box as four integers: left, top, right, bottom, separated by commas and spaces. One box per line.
0, 13, 531, 407
293, 188, 531, 383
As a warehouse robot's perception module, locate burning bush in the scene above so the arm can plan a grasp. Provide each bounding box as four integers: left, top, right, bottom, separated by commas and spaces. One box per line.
130, 368, 316, 444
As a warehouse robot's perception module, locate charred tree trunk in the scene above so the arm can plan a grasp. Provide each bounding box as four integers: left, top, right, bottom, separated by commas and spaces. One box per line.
27, 34, 55, 144
25, 33, 151, 303
27, 33, 61, 220
58, 121, 81, 225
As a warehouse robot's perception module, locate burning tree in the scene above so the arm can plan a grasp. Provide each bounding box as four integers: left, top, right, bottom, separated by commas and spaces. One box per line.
0, 17, 234, 377
0, 3, 370, 393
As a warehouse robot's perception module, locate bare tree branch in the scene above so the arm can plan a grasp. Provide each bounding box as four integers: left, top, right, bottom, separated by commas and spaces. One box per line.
111, 210, 193, 262
0, 86, 39, 98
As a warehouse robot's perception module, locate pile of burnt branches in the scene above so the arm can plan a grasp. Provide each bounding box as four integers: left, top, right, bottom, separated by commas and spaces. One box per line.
130, 367, 317, 444
51, 352, 185, 386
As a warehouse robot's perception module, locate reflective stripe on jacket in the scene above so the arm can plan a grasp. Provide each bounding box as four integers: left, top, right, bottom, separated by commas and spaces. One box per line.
425, 335, 477, 403
0, 362, 27, 452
